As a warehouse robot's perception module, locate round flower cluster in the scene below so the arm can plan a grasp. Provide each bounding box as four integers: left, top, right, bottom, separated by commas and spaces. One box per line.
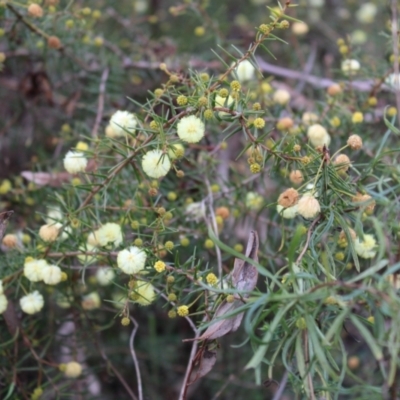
39, 223, 60, 242
307, 124, 331, 148
91, 223, 123, 248
24, 258, 63, 285
142, 149, 171, 178
215, 94, 235, 116
272, 89, 291, 105
131, 280, 156, 306
109, 110, 137, 137
277, 188, 299, 208
341, 59, 360, 75
177, 115, 205, 143
154, 260, 166, 273
231, 59, 255, 82
0, 281, 8, 314
117, 246, 147, 274
297, 194, 321, 219
20, 291, 44, 314
63, 151, 88, 174
355, 234, 377, 259
96, 267, 115, 286
246, 192, 263, 211
63, 361, 83, 378
206, 273, 218, 286
177, 305, 189, 317
276, 204, 298, 219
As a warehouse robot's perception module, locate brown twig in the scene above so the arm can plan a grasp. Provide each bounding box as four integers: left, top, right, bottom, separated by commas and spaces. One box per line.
129, 316, 143, 400
296, 215, 321, 265
6, 4, 91, 70
91, 68, 110, 137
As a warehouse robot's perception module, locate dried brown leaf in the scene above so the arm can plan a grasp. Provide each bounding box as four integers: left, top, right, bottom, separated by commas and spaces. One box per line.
186, 231, 259, 342
190, 347, 217, 383
21, 171, 71, 187
0, 211, 13, 241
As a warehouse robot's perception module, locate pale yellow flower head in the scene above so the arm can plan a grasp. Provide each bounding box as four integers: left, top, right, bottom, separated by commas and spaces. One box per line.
355, 234, 377, 259
307, 124, 331, 148
64, 361, 83, 378
297, 195, 321, 219
95, 223, 123, 247
142, 149, 171, 178
273, 89, 291, 105
117, 246, 147, 274
109, 110, 137, 137
24, 259, 48, 282
0, 294, 8, 314
341, 59, 360, 75
177, 115, 205, 143
20, 291, 44, 314
231, 59, 256, 82
63, 151, 88, 174
131, 280, 156, 306
42, 265, 62, 285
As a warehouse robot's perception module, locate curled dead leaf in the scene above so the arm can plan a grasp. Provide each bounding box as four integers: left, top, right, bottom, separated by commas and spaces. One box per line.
0, 211, 13, 241
185, 231, 259, 342
21, 171, 71, 187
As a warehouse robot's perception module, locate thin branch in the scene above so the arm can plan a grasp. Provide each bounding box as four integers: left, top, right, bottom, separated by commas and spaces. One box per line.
271, 370, 289, 400
204, 178, 223, 280
129, 316, 143, 400
91, 68, 110, 138
296, 216, 321, 265
391, 0, 400, 128
6, 4, 91, 70
179, 332, 200, 400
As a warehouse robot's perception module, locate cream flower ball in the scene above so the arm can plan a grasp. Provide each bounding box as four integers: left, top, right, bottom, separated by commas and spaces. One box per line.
215, 95, 235, 116
42, 265, 62, 285
356, 3, 377, 24
297, 195, 321, 219
24, 258, 48, 282
177, 115, 205, 143
168, 143, 185, 160
0, 294, 8, 314
109, 110, 137, 137
302, 112, 318, 125
63, 151, 88, 174
131, 280, 156, 306
245, 192, 263, 211
117, 246, 147, 274
78, 243, 98, 265
276, 204, 298, 219
142, 149, 171, 178
82, 292, 101, 310
185, 201, 206, 222
64, 361, 83, 378
95, 223, 123, 247
20, 291, 44, 314
355, 234, 377, 259
341, 59, 360, 75
307, 124, 331, 148
291, 21, 309, 36
231, 59, 256, 82
273, 89, 291, 106
96, 267, 115, 286
39, 223, 60, 242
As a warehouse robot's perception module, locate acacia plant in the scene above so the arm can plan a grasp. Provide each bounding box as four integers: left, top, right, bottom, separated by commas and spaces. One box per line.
1, 0, 400, 399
